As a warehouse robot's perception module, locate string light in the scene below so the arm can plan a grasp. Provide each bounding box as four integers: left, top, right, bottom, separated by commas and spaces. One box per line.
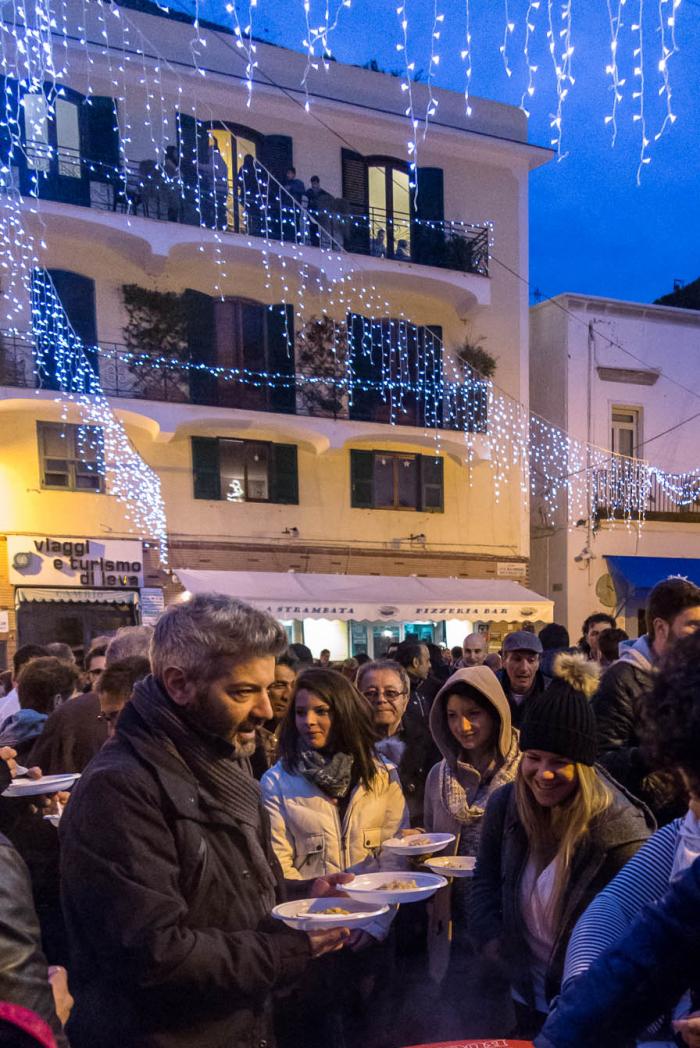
632, 0, 650, 183
521, 0, 541, 116
500, 0, 516, 79
460, 0, 473, 117
604, 0, 625, 144
395, 0, 419, 188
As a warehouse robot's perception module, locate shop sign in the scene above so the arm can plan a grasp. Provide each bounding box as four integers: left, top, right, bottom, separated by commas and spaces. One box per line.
140, 588, 165, 625
0, 610, 8, 632
7, 536, 143, 589
497, 562, 528, 578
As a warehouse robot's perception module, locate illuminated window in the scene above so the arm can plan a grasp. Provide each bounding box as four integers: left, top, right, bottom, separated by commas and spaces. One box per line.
38, 422, 104, 492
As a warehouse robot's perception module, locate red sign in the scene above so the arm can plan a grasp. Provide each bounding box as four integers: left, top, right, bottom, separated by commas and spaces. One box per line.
399, 1042, 533, 1048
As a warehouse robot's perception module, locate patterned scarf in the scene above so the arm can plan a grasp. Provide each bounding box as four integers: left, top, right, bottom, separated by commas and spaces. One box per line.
296, 748, 355, 798
130, 676, 277, 907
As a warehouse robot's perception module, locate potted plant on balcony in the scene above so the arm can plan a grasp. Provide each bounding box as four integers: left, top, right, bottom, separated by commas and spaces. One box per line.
295, 314, 349, 419
121, 285, 189, 401
454, 336, 495, 434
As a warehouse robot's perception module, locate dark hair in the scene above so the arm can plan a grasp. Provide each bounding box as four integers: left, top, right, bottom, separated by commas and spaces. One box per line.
539, 623, 570, 651
17, 656, 79, 714
85, 640, 109, 670
97, 656, 150, 699
579, 613, 616, 654
647, 577, 700, 641
642, 631, 700, 781
287, 166, 296, 175
394, 640, 427, 670
276, 653, 299, 671
320, 649, 330, 656
355, 652, 371, 666
278, 668, 379, 789
310, 175, 320, 183
597, 627, 629, 664
450, 645, 463, 660
443, 680, 497, 718
12, 644, 48, 679
288, 643, 313, 665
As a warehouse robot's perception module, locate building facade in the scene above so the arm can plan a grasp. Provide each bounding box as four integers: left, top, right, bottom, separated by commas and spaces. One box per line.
530, 293, 700, 638
0, 0, 551, 662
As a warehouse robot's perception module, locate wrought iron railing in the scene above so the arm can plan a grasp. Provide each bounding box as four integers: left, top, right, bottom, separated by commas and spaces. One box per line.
15, 152, 490, 277
594, 467, 700, 521
0, 329, 489, 434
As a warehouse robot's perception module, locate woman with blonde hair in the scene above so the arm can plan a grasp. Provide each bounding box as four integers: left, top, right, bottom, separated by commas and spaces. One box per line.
471, 654, 654, 1039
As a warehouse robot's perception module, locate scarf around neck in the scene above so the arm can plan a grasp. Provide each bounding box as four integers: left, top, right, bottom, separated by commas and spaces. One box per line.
297, 748, 355, 798
130, 676, 277, 907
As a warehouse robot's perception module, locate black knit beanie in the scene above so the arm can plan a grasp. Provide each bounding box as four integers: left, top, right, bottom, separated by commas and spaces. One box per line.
519, 652, 599, 766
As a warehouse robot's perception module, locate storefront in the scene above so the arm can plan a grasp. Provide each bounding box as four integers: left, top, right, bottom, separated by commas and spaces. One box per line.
8, 534, 147, 652
174, 569, 554, 659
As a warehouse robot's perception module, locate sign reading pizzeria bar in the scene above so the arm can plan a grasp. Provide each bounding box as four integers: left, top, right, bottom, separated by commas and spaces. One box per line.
8, 536, 144, 589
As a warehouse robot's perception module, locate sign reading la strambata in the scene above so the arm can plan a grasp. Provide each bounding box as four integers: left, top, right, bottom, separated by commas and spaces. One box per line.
7, 535, 144, 589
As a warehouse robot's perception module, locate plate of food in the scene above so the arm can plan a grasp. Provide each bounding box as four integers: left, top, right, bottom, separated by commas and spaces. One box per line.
343, 871, 448, 904
424, 855, 476, 878
381, 832, 455, 856
271, 898, 389, 931
2, 773, 80, 798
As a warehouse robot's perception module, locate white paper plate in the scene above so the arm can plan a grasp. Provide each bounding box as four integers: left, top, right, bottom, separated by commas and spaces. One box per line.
382, 832, 455, 856
2, 773, 80, 798
343, 871, 448, 904
272, 897, 389, 931
424, 855, 476, 878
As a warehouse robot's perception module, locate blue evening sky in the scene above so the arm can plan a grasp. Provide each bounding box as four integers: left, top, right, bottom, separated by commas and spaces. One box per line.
174, 1, 700, 304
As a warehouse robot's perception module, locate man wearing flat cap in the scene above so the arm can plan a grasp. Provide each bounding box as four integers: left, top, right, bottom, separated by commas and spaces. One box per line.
497, 630, 549, 727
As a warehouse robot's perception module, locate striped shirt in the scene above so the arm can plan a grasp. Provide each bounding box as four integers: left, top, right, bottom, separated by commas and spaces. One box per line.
563, 818, 682, 987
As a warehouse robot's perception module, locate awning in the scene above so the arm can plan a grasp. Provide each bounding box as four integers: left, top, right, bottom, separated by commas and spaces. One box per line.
16, 588, 139, 605
174, 570, 553, 624
606, 556, 700, 601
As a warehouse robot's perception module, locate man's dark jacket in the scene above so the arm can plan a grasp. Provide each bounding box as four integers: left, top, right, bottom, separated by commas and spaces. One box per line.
496, 667, 548, 728
29, 691, 107, 774
592, 637, 685, 823
534, 854, 700, 1048
59, 698, 311, 1048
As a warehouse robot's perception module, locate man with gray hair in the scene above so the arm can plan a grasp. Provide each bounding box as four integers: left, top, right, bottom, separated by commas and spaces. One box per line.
104, 624, 154, 665
60, 594, 348, 1048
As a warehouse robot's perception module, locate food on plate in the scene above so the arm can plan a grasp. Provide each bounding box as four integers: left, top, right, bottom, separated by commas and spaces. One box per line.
321, 907, 351, 915
379, 879, 418, 891
406, 836, 434, 847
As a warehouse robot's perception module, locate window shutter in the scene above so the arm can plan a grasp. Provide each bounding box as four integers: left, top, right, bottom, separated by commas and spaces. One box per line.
183, 288, 217, 405
419, 455, 444, 512
259, 134, 293, 184
341, 149, 368, 207
266, 303, 295, 414
350, 449, 374, 508
191, 437, 221, 500
416, 167, 444, 222
84, 96, 120, 182
46, 269, 98, 378
270, 443, 299, 504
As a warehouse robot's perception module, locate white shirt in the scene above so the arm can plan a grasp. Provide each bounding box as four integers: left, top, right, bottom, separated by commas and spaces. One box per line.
515, 855, 559, 1013
0, 688, 19, 729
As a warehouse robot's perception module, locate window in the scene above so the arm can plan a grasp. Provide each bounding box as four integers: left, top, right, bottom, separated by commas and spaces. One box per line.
368, 161, 412, 258
611, 406, 641, 458
38, 422, 104, 492
350, 449, 443, 512
55, 97, 81, 178
22, 94, 50, 172
192, 437, 298, 504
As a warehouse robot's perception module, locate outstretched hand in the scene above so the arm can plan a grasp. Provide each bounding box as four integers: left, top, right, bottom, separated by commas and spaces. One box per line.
310, 872, 355, 899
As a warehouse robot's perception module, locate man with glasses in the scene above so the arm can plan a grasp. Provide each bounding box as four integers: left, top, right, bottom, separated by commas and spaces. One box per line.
357, 659, 439, 826
251, 653, 299, 776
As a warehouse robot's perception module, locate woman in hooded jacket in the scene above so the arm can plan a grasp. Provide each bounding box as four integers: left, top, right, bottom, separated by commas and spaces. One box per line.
470, 653, 654, 1040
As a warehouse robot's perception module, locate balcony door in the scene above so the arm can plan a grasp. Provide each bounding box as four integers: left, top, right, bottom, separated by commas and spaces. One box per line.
19, 84, 90, 205
367, 161, 412, 259
209, 126, 259, 232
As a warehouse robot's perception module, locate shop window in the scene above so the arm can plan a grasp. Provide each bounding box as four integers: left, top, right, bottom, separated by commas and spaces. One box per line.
191, 437, 298, 504
611, 406, 641, 458
350, 449, 443, 512
38, 422, 104, 493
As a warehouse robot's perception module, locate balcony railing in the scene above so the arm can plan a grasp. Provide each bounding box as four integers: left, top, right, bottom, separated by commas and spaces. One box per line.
0, 330, 489, 434
14, 153, 490, 277
594, 468, 700, 522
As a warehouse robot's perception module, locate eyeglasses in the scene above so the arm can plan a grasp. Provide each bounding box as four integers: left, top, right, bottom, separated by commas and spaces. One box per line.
362, 688, 406, 704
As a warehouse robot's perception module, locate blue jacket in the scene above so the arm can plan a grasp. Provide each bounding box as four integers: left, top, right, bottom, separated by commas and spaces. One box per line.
535, 854, 700, 1047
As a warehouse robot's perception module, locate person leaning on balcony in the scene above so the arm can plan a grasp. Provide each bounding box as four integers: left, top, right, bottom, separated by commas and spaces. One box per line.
394, 238, 410, 260
370, 228, 387, 257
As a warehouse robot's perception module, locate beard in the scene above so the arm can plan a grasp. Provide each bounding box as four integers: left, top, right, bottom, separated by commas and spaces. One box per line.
233, 732, 257, 758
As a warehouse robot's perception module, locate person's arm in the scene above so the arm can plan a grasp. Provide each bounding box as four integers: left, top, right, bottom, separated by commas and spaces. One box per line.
592, 663, 638, 755
469, 784, 510, 948
563, 822, 678, 985
61, 770, 311, 1001
535, 856, 700, 1048
423, 765, 438, 833
0, 842, 67, 1047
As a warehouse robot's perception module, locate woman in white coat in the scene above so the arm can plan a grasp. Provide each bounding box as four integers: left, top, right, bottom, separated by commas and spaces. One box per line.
261, 667, 409, 1048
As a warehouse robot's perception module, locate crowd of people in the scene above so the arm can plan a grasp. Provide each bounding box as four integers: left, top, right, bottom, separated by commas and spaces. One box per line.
1, 576, 700, 1047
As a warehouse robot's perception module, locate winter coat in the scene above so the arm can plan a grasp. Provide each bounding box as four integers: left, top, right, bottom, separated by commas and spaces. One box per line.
59, 699, 311, 1048
470, 771, 654, 1007
0, 831, 67, 1048
375, 708, 441, 826
261, 758, 408, 940
593, 635, 685, 823
534, 855, 700, 1048
29, 691, 107, 774
424, 666, 520, 855
496, 667, 549, 728
0, 709, 48, 764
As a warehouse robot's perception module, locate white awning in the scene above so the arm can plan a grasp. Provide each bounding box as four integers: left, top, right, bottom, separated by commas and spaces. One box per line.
174, 570, 553, 624
16, 587, 139, 605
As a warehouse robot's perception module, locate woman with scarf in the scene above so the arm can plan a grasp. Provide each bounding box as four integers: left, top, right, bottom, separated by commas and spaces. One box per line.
261, 667, 408, 1048
471, 653, 654, 1040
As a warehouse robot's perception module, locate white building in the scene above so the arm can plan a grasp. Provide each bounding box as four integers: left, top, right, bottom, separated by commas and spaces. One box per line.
0, 0, 553, 660
530, 292, 700, 638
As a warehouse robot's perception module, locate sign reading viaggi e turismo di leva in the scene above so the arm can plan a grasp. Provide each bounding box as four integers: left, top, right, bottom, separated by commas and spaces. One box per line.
8, 536, 144, 589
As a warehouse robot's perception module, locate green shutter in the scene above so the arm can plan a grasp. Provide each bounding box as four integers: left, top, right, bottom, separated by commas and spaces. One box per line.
259, 134, 294, 184
84, 96, 120, 181
266, 303, 295, 414
350, 449, 374, 508
419, 455, 444, 513
183, 288, 217, 406
269, 443, 299, 504
191, 437, 221, 500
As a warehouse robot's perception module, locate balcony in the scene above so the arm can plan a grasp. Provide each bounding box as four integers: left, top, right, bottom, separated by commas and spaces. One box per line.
12, 154, 490, 279
594, 469, 700, 523
0, 330, 489, 435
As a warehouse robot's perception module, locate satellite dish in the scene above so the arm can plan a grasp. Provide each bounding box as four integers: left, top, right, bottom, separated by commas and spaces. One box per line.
595, 573, 617, 608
